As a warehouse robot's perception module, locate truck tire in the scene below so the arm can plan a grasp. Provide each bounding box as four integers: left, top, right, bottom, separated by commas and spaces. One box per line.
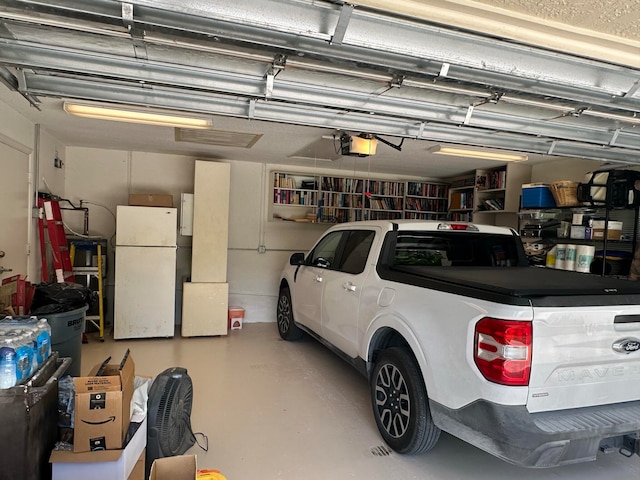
277, 287, 303, 341
371, 347, 441, 454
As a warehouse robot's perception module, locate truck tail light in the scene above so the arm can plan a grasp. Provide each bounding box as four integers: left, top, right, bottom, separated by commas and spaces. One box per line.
474, 317, 532, 386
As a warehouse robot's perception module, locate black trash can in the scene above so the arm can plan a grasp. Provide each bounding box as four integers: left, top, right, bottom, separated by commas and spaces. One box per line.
38, 305, 88, 377
1, 353, 71, 480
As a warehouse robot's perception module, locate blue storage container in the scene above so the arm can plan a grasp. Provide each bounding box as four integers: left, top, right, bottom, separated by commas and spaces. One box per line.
522, 184, 557, 208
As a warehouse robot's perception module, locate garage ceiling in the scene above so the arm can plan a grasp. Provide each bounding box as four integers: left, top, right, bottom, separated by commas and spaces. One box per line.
1, 0, 640, 178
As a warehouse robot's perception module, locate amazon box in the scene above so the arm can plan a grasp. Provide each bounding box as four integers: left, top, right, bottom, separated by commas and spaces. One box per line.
51, 417, 146, 480
73, 352, 135, 453
149, 454, 197, 480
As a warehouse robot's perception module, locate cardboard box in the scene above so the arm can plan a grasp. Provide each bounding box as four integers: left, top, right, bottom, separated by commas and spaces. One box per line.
73, 352, 135, 452
128, 194, 173, 208
0, 275, 33, 315
149, 455, 197, 480
592, 220, 623, 240
50, 416, 147, 480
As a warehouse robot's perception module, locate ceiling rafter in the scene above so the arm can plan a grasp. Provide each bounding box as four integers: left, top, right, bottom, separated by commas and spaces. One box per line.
1, 0, 640, 165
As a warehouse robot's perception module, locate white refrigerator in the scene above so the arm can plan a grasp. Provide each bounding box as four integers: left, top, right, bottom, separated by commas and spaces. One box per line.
114, 205, 177, 339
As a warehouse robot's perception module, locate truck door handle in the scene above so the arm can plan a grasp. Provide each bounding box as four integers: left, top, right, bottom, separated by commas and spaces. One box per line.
343, 282, 356, 292
314, 275, 323, 283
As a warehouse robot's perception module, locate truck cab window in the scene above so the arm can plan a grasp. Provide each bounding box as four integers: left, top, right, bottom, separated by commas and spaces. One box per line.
393, 232, 526, 267
339, 230, 375, 274
308, 231, 343, 269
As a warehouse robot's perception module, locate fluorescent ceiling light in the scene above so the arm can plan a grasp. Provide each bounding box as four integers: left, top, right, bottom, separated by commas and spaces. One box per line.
430, 145, 527, 162
63, 102, 213, 129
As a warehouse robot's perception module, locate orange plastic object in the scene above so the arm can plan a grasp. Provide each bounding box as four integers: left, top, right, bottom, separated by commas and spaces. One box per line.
197, 469, 227, 480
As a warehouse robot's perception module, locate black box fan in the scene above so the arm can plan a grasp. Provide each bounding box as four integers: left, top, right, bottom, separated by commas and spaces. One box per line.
145, 367, 195, 476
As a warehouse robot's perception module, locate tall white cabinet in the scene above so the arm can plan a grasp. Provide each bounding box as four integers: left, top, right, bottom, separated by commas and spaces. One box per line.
181, 161, 231, 337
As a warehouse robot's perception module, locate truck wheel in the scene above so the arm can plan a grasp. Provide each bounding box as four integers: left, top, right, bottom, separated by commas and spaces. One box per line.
277, 287, 303, 341
371, 347, 440, 454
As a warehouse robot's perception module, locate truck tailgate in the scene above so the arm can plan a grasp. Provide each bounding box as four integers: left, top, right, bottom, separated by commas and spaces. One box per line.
528, 305, 640, 413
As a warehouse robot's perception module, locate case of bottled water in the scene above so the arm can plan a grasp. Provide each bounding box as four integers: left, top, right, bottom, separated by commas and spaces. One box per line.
0, 316, 51, 388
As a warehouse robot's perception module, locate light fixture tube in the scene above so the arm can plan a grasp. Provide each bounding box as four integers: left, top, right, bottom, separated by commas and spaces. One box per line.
431, 145, 527, 162
63, 102, 213, 129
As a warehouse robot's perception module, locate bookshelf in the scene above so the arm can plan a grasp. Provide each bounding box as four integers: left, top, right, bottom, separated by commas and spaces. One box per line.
445, 164, 531, 227
272, 171, 446, 224
404, 181, 449, 220
472, 163, 532, 228
447, 175, 475, 222
272, 168, 531, 227
319, 175, 364, 223
364, 179, 405, 221
272, 172, 320, 222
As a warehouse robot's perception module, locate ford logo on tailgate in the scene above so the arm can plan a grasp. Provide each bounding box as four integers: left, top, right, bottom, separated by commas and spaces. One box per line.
612, 338, 640, 354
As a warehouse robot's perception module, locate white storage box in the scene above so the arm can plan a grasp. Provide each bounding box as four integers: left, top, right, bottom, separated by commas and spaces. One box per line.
50, 415, 146, 480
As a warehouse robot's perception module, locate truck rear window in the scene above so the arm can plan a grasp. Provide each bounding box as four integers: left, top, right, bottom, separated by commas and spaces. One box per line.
393, 231, 526, 267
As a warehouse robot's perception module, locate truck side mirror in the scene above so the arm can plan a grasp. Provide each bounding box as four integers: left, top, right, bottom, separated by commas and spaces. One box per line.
289, 252, 305, 265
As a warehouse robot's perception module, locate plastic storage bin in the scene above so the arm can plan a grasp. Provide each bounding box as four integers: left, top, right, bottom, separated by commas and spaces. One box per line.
0, 352, 71, 480
521, 184, 556, 208
38, 305, 88, 377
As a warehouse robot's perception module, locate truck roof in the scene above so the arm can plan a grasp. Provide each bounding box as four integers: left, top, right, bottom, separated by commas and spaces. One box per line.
323, 219, 517, 235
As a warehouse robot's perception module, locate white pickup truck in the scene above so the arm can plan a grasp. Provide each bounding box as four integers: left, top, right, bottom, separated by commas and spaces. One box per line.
277, 220, 640, 468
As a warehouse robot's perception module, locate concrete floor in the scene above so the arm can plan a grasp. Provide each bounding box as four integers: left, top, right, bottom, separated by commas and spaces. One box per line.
82, 323, 640, 480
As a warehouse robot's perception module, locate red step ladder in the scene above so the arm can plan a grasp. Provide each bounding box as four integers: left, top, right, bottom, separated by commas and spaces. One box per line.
38, 196, 75, 283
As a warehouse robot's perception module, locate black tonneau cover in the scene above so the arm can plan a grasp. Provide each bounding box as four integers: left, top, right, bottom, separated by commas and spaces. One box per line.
384, 265, 640, 307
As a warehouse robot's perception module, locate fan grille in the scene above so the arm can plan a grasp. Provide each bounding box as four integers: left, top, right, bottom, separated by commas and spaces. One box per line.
154, 370, 195, 456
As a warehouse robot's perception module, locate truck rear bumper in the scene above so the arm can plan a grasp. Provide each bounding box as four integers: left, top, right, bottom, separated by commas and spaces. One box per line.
430, 399, 640, 467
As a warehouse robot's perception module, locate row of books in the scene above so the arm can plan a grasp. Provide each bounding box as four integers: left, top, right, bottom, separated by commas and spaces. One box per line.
449, 211, 473, 222
322, 176, 363, 193
274, 189, 317, 205
318, 207, 363, 223
405, 197, 448, 212
449, 192, 474, 210
481, 198, 505, 210
367, 211, 403, 221
365, 180, 404, 197
476, 170, 506, 190
405, 212, 446, 220
274, 173, 318, 190
407, 182, 449, 198
366, 197, 403, 211
320, 193, 363, 209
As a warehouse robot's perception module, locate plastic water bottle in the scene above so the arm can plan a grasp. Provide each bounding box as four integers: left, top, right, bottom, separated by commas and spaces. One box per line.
13, 330, 34, 383
0, 335, 17, 389
24, 327, 39, 375
34, 319, 52, 365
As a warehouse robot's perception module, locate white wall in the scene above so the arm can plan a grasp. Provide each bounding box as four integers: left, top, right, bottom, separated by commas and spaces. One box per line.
62, 149, 336, 325
63, 150, 441, 325
0, 97, 67, 283
531, 157, 606, 183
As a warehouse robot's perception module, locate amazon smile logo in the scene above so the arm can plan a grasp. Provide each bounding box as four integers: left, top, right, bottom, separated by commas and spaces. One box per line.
81, 416, 116, 425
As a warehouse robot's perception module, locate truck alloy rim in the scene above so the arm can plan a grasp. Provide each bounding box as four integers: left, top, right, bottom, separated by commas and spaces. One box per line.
375, 364, 411, 439
277, 295, 291, 333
